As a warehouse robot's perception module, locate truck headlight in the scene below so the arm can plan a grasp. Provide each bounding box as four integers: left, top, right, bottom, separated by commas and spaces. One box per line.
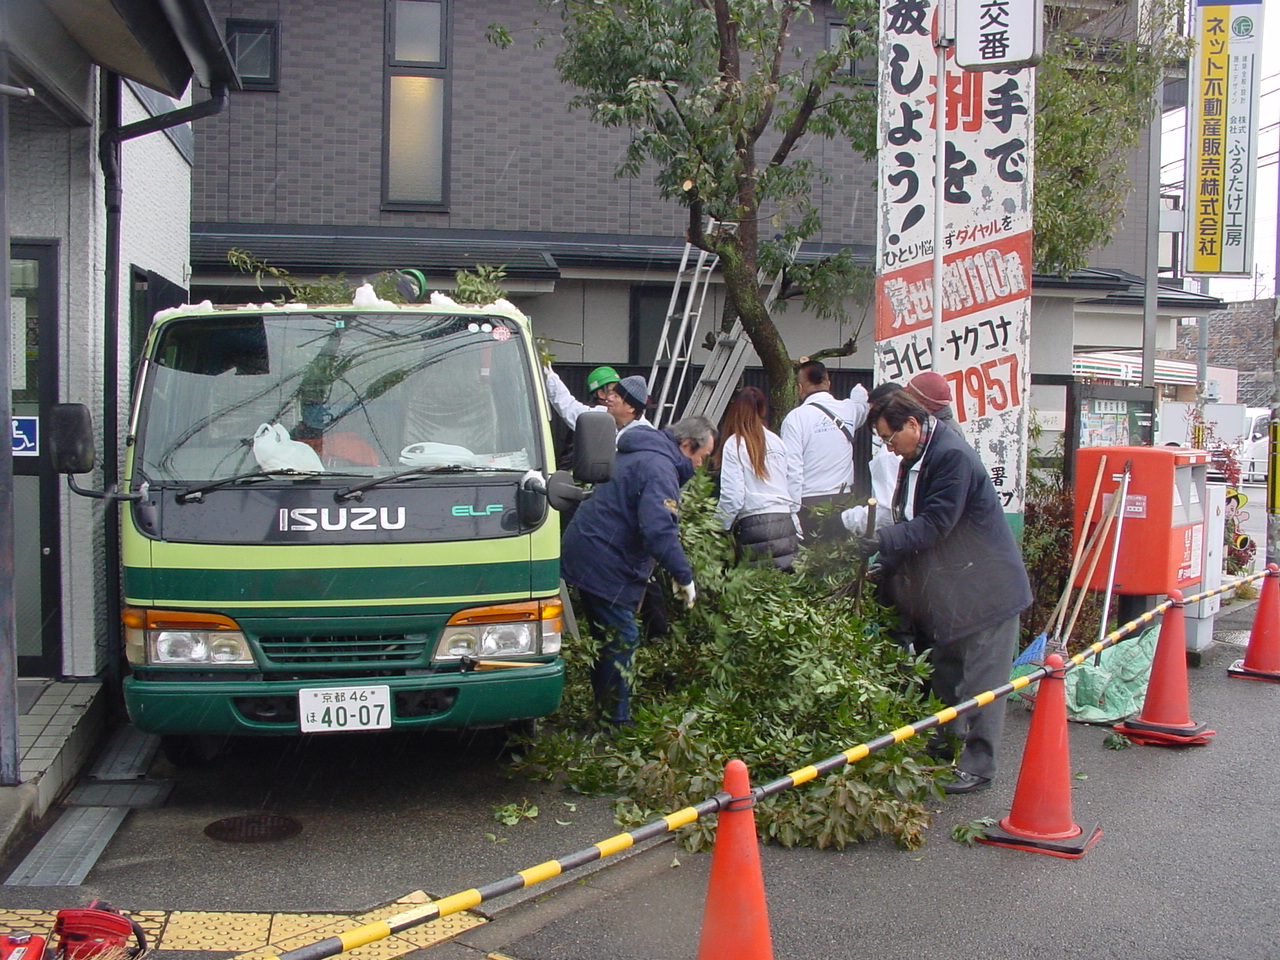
123, 608, 255, 666
435, 598, 564, 661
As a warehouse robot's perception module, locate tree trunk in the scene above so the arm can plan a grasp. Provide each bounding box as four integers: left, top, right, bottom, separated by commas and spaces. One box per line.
718, 249, 795, 429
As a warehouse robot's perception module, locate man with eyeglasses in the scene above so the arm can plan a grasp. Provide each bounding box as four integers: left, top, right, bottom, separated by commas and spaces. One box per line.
858, 391, 1031, 795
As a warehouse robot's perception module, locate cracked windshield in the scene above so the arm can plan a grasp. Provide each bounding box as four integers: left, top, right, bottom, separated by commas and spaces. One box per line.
135, 311, 542, 483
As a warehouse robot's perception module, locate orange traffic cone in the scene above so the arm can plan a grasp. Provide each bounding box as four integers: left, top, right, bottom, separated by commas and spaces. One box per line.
976, 654, 1102, 859
696, 759, 773, 960
1229, 563, 1280, 682
1114, 591, 1214, 745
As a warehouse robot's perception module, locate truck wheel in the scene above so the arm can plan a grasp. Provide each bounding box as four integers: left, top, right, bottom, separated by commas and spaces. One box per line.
160, 734, 226, 767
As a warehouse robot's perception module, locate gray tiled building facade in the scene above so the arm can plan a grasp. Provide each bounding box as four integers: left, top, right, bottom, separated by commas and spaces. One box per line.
191, 1, 875, 296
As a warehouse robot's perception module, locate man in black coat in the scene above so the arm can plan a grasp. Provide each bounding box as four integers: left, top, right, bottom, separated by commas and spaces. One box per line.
859, 392, 1032, 794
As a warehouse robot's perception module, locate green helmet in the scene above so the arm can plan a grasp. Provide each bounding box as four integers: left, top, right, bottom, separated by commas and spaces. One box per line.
586, 365, 621, 392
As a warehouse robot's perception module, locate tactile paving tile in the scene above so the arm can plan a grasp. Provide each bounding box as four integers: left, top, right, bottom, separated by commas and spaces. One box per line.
2, 904, 481, 958
131, 911, 168, 945
396, 912, 484, 946
157, 911, 274, 950
265, 914, 347, 943
0, 909, 55, 933
233, 899, 485, 960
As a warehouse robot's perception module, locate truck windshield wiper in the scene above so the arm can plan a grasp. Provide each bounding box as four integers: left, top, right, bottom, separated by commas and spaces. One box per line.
177, 469, 320, 503
336, 465, 526, 502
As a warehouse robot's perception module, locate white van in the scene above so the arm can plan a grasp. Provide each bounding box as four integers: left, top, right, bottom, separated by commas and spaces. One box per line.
1243, 407, 1270, 482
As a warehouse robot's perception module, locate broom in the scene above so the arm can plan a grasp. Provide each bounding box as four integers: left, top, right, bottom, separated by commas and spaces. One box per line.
1013, 455, 1108, 667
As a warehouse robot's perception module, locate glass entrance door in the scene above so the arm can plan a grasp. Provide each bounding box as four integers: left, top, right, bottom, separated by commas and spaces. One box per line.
11, 242, 60, 675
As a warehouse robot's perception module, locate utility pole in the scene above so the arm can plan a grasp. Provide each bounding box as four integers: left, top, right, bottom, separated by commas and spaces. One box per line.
1268, 161, 1279, 566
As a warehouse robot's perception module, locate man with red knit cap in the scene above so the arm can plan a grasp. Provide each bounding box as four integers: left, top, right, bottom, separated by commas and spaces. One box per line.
904, 371, 955, 423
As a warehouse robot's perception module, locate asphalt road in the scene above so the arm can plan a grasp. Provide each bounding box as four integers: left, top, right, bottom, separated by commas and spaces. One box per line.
0, 728, 628, 916
2, 599, 1277, 960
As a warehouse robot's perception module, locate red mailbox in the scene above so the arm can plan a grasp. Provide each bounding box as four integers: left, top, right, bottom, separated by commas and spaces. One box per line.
1073, 446, 1209, 596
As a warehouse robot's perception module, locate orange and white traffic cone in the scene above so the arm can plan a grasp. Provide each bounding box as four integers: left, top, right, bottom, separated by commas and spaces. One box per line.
1229, 564, 1280, 682
1115, 591, 1214, 745
976, 654, 1102, 859
696, 759, 773, 960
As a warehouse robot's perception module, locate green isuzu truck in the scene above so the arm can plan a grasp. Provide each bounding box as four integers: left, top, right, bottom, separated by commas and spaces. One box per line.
53, 292, 611, 762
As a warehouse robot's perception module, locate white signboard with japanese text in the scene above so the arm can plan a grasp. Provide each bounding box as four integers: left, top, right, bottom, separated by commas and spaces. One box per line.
955, 0, 1044, 70
1184, 0, 1264, 276
876, 0, 1033, 516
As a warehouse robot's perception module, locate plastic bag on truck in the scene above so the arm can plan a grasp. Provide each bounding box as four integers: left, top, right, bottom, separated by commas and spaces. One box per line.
252, 423, 325, 473
399, 442, 476, 468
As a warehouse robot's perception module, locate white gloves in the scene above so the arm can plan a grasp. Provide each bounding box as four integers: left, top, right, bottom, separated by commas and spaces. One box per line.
676, 580, 697, 609
841, 506, 867, 534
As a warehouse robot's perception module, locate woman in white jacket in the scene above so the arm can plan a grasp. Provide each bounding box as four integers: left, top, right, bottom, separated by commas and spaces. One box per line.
716, 386, 800, 570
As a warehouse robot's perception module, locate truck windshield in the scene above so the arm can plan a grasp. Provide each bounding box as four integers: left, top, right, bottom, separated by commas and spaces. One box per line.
134, 311, 543, 483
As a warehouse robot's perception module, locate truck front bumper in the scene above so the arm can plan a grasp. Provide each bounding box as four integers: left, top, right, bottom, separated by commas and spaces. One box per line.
123, 661, 564, 735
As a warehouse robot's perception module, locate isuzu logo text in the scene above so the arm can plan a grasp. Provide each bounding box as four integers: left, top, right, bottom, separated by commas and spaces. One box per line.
278, 507, 406, 531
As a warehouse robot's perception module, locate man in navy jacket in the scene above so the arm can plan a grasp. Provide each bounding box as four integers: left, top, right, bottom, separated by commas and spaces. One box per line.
561, 416, 716, 724
859, 392, 1032, 793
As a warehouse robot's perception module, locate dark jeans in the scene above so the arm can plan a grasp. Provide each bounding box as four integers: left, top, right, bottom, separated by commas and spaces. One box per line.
577, 590, 642, 723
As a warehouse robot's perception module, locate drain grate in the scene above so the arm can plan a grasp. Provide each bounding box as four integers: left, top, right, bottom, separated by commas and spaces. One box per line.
204, 813, 302, 843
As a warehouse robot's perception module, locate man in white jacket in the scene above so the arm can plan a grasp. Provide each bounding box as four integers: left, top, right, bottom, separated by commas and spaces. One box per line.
781, 360, 869, 538
545, 367, 652, 437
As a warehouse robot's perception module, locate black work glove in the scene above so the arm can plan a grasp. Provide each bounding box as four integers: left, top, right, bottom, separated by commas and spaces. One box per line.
856, 534, 881, 558
866, 561, 884, 581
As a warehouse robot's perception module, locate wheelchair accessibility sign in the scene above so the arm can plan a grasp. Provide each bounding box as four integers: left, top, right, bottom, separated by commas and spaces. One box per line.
11, 416, 38, 456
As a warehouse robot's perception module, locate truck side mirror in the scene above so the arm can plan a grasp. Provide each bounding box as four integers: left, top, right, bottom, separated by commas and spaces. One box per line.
572, 410, 615, 485
48, 402, 141, 502
546, 471, 591, 513
49, 403, 96, 474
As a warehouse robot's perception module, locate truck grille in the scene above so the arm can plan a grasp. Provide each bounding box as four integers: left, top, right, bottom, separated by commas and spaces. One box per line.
258, 634, 429, 665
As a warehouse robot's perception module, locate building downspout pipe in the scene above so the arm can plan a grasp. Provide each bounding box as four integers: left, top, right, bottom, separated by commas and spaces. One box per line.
96, 79, 227, 686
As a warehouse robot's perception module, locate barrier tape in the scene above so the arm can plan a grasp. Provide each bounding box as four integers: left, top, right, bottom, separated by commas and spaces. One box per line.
264, 570, 1267, 960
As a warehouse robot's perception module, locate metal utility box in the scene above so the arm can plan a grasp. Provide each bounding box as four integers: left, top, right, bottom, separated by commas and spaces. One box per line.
1073, 446, 1209, 596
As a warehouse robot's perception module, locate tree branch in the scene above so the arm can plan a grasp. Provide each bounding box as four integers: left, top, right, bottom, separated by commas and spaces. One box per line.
797, 338, 857, 367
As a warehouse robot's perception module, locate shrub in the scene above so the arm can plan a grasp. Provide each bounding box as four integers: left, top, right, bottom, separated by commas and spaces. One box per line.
512, 472, 939, 851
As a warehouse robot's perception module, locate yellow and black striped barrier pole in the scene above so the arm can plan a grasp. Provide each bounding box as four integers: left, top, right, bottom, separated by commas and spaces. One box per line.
263, 571, 1265, 960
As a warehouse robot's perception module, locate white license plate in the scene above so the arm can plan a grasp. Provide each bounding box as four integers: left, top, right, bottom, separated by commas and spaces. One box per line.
298, 685, 392, 733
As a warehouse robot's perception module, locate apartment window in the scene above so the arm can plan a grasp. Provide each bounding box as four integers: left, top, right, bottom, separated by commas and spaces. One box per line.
227, 19, 280, 91
828, 20, 876, 84
385, 0, 448, 208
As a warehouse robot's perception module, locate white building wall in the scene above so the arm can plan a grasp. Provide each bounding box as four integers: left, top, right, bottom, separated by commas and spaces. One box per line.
8, 91, 107, 678
8, 78, 195, 678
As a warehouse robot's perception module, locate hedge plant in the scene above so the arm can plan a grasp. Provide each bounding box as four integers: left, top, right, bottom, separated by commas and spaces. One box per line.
512, 471, 940, 851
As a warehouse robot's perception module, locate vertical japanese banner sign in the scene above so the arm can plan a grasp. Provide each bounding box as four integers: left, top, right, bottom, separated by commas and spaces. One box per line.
1184, 0, 1264, 276
875, 0, 1034, 520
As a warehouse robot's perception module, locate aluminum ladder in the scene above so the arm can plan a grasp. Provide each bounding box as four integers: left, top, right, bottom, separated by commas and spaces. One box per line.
647, 219, 735, 429
679, 243, 795, 426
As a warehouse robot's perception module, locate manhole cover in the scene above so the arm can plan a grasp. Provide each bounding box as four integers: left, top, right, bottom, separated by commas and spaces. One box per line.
204, 813, 302, 842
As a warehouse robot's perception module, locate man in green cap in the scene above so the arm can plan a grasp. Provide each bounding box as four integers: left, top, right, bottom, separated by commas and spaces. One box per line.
545, 363, 624, 431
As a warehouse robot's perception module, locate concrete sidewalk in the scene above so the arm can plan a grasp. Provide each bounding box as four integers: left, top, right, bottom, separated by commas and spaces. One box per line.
423, 596, 1280, 960
0, 680, 105, 860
